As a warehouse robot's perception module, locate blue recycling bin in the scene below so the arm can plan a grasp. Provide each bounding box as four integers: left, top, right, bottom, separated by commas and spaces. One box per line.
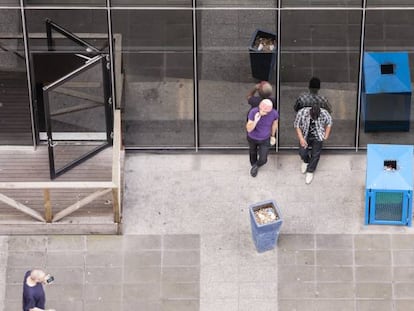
249, 199, 283, 252
362, 52, 412, 132
248, 29, 276, 81
365, 144, 413, 226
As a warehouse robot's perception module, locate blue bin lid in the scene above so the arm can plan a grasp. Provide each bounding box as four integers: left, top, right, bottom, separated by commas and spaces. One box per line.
363, 52, 411, 94
366, 144, 413, 190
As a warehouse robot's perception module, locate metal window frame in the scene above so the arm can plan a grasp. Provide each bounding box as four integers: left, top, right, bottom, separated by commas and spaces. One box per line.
7, 2, 414, 150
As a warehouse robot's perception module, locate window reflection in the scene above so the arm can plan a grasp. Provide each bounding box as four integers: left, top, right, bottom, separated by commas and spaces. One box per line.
112, 0, 191, 6
360, 10, 414, 147
282, 0, 361, 7
0, 9, 32, 145
279, 10, 361, 148
112, 9, 194, 147
24, 0, 106, 5
197, 9, 277, 147
367, 0, 414, 7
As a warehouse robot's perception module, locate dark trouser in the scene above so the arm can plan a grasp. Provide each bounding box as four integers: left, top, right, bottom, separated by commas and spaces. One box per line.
247, 136, 270, 167
299, 137, 323, 173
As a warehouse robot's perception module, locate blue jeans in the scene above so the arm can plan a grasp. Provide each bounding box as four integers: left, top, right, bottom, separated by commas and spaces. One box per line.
247, 136, 270, 167
299, 137, 323, 173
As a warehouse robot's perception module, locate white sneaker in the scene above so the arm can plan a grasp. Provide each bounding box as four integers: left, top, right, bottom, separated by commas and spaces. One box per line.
305, 172, 314, 184
301, 162, 308, 174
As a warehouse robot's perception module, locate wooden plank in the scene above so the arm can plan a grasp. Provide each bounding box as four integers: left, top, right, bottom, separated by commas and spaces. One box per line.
52, 188, 112, 222
0, 181, 115, 189
112, 110, 123, 223
112, 110, 121, 185
0, 145, 112, 182
112, 188, 120, 223
43, 189, 52, 223
0, 192, 45, 222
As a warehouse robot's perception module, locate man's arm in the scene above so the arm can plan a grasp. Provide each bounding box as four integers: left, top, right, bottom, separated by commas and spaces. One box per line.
247, 83, 260, 100
295, 127, 307, 148
271, 119, 278, 137
246, 112, 261, 133
324, 125, 332, 140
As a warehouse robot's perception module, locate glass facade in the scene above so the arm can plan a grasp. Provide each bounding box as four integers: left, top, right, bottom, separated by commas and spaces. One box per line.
1, 2, 414, 150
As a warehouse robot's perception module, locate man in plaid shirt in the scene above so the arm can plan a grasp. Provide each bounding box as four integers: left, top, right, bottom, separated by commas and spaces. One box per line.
294, 77, 332, 113
294, 102, 332, 184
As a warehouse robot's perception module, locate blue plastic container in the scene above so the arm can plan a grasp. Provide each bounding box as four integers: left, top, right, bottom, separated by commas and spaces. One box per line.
249, 199, 283, 253
365, 144, 413, 226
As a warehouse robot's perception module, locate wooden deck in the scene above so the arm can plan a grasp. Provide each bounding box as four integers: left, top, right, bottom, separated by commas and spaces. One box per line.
0, 145, 123, 234
0, 110, 124, 235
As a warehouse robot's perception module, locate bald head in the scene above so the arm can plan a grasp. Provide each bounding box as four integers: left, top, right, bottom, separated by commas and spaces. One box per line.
30, 269, 46, 283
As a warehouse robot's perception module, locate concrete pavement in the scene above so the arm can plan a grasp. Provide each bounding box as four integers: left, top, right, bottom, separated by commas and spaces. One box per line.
2, 152, 414, 311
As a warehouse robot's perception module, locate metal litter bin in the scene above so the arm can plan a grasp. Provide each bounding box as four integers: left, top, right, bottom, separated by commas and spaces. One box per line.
365, 144, 413, 226
248, 29, 276, 81
249, 199, 283, 253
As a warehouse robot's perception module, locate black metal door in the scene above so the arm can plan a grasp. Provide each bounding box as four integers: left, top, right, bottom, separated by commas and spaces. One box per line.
43, 54, 112, 179
37, 19, 113, 179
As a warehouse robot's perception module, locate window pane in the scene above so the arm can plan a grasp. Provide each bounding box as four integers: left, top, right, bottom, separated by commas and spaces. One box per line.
24, 0, 106, 6
0, 0, 18, 5
360, 10, 414, 147
367, 0, 414, 7
197, 0, 276, 8
279, 10, 361, 148
25, 9, 109, 138
112, 0, 191, 6
197, 9, 277, 147
112, 9, 194, 147
0, 9, 32, 145
282, 0, 362, 7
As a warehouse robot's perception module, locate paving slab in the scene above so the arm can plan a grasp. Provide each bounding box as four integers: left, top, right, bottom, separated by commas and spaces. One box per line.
2, 153, 414, 310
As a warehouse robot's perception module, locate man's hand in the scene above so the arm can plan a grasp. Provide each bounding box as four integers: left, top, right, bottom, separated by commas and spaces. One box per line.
254, 112, 261, 123
299, 138, 308, 148
270, 136, 276, 146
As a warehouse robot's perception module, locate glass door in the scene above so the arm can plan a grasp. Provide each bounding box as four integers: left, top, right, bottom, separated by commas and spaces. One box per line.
43, 54, 112, 179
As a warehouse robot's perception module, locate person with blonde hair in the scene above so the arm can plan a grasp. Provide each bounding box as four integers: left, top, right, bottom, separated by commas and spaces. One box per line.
23, 269, 56, 311
246, 98, 279, 177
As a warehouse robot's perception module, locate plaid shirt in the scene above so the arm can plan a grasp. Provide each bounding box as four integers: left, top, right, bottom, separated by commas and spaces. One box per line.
294, 107, 333, 141
294, 92, 332, 113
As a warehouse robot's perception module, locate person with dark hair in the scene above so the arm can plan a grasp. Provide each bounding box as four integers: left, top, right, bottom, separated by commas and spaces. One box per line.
22, 269, 56, 311
294, 102, 332, 184
246, 99, 279, 177
247, 81, 276, 108
294, 77, 332, 113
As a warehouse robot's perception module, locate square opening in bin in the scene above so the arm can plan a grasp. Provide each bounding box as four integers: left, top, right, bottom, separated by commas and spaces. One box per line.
251, 31, 276, 52
381, 63, 395, 75
253, 204, 279, 225
384, 160, 397, 170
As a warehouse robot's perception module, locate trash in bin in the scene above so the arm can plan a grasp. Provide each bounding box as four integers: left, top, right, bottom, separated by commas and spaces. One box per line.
249, 199, 283, 253
249, 29, 277, 81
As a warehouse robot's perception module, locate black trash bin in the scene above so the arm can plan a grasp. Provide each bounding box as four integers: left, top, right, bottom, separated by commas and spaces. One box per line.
248, 29, 276, 81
